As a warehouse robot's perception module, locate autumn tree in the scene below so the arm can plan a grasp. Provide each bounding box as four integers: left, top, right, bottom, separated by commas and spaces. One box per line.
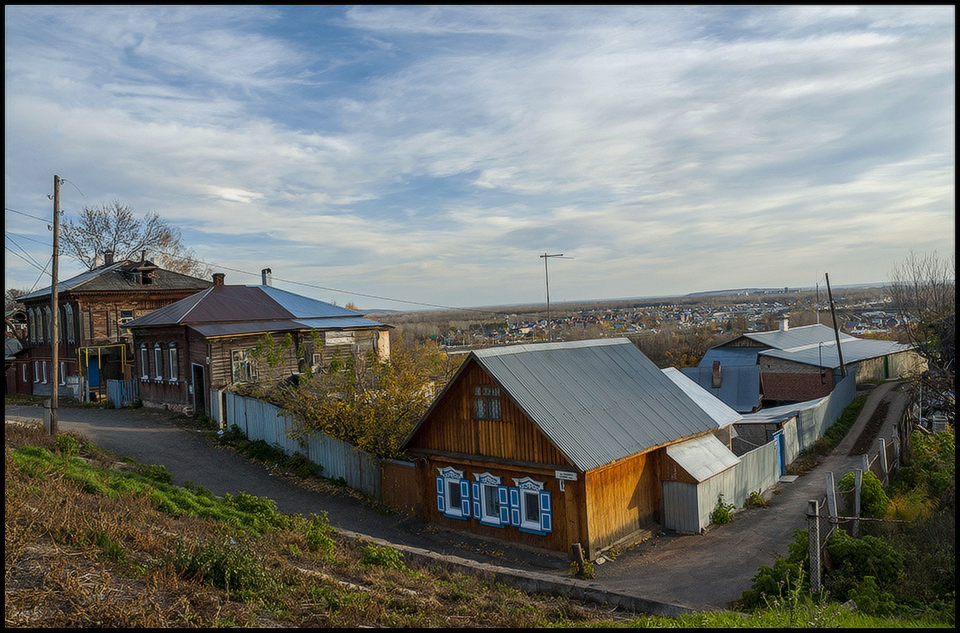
885, 251, 956, 418
278, 337, 463, 459
60, 201, 211, 278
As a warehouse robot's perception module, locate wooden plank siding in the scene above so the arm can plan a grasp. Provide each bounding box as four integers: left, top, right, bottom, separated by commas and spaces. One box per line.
407, 359, 573, 467
583, 449, 661, 557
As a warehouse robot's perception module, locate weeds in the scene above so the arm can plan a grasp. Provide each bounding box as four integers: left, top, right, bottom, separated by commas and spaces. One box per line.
711, 493, 735, 525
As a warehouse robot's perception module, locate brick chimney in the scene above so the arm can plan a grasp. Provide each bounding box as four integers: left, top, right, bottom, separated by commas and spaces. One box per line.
213, 273, 225, 286
711, 361, 722, 389
779, 316, 789, 332
261, 268, 272, 287
104, 250, 114, 266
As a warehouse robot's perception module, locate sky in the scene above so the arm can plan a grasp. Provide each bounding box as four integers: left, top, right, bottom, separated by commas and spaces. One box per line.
4, 5, 955, 312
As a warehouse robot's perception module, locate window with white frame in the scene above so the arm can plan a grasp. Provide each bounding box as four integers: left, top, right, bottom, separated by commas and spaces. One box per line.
41, 361, 48, 384
435, 466, 470, 520
22, 363, 28, 383
139, 343, 149, 380
44, 307, 52, 342
168, 343, 179, 381
60, 362, 67, 385
472, 472, 505, 527
64, 304, 75, 343
231, 349, 257, 383
154, 342, 163, 380
510, 477, 553, 534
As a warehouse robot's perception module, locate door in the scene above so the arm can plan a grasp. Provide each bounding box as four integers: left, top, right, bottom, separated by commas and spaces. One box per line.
87, 355, 100, 387
192, 363, 206, 416
772, 430, 786, 477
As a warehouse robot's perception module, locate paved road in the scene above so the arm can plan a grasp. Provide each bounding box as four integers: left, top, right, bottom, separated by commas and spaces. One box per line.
4, 382, 907, 612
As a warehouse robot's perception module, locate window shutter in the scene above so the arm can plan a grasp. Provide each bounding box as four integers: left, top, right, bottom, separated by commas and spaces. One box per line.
472, 482, 482, 519
436, 477, 445, 512
509, 488, 521, 526
539, 490, 553, 533
498, 486, 510, 524
459, 480, 471, 516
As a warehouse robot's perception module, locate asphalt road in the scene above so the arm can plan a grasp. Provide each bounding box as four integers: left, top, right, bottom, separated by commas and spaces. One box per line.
5, 382, 906, 612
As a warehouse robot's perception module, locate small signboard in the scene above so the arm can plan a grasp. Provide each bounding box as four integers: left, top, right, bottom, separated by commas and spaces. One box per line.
555, 471, 578, 481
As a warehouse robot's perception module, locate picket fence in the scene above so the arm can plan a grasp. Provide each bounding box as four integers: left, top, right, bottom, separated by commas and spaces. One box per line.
211, 389, 388, 499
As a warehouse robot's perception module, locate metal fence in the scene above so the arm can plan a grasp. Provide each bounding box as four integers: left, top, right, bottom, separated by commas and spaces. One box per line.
215, 390, 394, 499
107, 378, 139, 408
795, 373, 857, 451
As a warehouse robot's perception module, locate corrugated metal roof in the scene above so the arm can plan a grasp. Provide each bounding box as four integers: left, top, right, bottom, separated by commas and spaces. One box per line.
470, 339, 719, 472
741, 323, 857, 349
699, 347, 760, 367
125, 284, 374, 329
665, 433, 741, 482
661, 368, 742, 429
759, 338, 913, 369
188, 316, 388, 338
737, 397, 824, 425
680, 365, 763, 413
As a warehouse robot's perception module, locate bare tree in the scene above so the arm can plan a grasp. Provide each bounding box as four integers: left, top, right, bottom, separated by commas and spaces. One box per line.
885, 251, 955, 418
5, 288, 29, 346
60, 201, 212, 278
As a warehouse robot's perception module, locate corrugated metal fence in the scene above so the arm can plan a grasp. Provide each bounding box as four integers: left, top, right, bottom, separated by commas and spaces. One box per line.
216, 390, 389, 500
662, 373, 858, 533
107, 378, 139, 408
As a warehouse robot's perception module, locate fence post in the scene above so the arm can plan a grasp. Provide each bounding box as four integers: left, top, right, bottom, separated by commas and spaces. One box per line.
825, 472, 837, 523
807, 499, 821, 595
861, 454, 869, 472
853, 469, 862, 538
877, 438, 888, 484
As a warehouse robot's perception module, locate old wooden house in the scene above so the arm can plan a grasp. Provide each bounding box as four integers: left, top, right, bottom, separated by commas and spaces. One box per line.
123, 272, 392, 416
400, 338, 730, 560
12, 251, 212, 399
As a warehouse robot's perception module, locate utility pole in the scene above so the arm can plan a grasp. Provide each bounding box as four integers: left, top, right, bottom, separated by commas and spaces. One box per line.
825, 272, 846, 379
539, 253, 571, 342
50, 175, 61, 436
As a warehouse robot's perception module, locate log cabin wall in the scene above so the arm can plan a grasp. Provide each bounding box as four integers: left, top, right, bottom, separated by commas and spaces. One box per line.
583, 448, 661, 558
415, 454, 581, 554
407, 359, 571, 466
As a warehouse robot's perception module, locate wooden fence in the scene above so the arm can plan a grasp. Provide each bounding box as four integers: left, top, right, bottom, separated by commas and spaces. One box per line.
212, 390, 415, 504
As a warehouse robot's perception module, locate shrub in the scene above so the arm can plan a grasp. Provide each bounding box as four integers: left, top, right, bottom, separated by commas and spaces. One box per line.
735, 529, 809, 610
838, 470, 889, 518
360, 543, 404, 570
824, 529, 904, 601
744, 490, 768, 508
849, 576, 896, 616
170, 538, 273, 600
55, 434, 79, 458
711, 493, 735, 525
144, 464, 173, 484
304, 513, 336, 555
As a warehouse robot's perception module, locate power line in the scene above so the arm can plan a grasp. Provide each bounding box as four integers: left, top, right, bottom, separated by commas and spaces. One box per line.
5, 246, 46, 273
5, 235, 45, 270
5, 232, 51, 247
5, 207, 49, 223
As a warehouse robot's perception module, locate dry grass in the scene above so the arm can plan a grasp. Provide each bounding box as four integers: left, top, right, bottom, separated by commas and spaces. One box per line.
4, 423, 621, 628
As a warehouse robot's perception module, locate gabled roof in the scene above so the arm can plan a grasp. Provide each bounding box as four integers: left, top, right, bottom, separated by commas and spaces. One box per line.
404, 338, 719, 472
665, 433, 740, 482
735, 323, 857, 350
124, 284, 389, 333
18, 259, 211, 301
680, 364, 763, 413
698, 347, 761, 367
661, 367, 742, 428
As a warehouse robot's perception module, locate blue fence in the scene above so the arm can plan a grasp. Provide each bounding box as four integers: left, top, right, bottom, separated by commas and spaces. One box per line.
107, 378, 139, 408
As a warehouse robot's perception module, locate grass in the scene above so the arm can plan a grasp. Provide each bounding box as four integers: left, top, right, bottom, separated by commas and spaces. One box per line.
787, 394, 869, 475
6, 422, 948, 628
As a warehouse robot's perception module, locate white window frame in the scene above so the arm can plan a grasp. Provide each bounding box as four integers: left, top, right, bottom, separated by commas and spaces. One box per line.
64, 304, 75, 343
139, 343, 149, 380
22, 363, 28, 383
512, 476, 547, 533
168, 343, 179, 382
231, 349, 257, 384
43, 307, 52, 342
60, 361, 67, 385
473, 472, 503, 526
436, 466, 469, 520
154, 342, 163, 380
41, 361, 48, 384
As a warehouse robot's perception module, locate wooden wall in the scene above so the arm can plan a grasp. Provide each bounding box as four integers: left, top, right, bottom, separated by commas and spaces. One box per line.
407, 359, 572, 467
583, 448, 661, 558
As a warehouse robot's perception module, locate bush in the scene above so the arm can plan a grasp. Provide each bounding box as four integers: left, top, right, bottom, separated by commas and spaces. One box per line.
711, 493, 735, 525
838, 470, 889, 518
849, 576, 896, 616
170, 538, 273, 600
360, 543, 404, 570
735, 529, 809, 610
144, 464, 173, 484
744, 490, 768, 509
304, 514, 336, 555
55, 434, 79, 458
824, 529, 904, 601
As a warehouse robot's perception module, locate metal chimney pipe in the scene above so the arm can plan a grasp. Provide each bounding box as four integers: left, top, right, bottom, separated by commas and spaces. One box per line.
261, 268, 272, 286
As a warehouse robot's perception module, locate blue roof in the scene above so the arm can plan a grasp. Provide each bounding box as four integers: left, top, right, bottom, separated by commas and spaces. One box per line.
699, 347, 760, 367
680, 365, 763, 413
257, 285, 361, 319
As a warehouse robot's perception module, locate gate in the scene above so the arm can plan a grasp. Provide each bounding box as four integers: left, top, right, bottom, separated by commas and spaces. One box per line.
772, 430, 785, 477
107, 378, 139, 408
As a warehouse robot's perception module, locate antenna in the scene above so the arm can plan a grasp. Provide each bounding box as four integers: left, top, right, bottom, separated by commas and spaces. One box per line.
539, 253, 573, 342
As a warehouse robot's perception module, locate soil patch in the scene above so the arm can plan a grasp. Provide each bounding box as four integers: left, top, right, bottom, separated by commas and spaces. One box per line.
848, 400, 888, 456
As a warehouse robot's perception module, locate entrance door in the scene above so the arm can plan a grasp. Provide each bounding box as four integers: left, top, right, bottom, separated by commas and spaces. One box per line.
772, 430, 786, 476
87, 355, 100, 387
192, 363, 206, 416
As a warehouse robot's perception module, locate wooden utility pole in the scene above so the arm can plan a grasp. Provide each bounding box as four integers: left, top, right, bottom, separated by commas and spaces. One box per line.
824, 272, 846, 378
49, 175, 61, 436
539, 253, 572, 343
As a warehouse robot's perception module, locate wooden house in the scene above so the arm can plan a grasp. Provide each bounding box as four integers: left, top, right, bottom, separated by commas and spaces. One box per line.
123, 273, 392, 416
12, 251, 212, 399
400, 338, 731, 560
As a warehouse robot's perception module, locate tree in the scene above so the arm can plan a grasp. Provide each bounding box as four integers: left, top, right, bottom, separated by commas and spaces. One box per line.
5, 288, 29, 346
885, 251, 955, 419
60, 201, 212, 278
